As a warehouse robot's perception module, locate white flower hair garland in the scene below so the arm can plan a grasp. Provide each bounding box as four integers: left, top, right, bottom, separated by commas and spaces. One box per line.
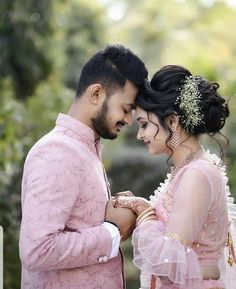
175, 76, 205, 133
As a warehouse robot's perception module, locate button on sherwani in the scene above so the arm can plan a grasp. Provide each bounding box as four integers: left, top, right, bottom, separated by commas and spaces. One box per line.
19, 113, 124, 289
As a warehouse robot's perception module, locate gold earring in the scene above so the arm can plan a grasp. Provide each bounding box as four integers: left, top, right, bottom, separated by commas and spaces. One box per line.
170, 129, 180, 148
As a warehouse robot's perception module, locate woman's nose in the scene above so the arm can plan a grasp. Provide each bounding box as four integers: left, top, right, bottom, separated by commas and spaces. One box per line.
136, 129, 144, 140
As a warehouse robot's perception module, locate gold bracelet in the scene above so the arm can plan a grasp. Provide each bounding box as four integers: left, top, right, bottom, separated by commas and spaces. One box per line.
136, 210, 157, 226
137, 212, 155, 225
137, 215, 156, 226
136, 207, 156, 223
136, 209, 156, 225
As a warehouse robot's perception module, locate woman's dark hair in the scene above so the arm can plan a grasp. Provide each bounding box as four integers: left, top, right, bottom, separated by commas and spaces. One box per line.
76, 44, 148, 97
136, 65, 230, 156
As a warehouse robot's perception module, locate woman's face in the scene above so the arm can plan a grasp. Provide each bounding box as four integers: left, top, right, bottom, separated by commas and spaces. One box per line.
136, 106, 170, 155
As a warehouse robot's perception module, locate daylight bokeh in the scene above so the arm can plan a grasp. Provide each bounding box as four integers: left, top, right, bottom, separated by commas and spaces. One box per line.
1, 0, 236, 288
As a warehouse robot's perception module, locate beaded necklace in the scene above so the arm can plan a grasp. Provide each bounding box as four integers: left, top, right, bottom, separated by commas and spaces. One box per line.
170, 148, 203, 180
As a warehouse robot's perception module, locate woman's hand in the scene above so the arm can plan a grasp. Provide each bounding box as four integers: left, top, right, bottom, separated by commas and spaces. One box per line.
115, 196, 157, 226
114, 195, 152, 216
115, 191, 134, 197
105, 200, 136, 241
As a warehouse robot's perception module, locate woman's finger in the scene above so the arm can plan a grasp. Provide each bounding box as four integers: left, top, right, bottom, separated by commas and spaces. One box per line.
115, 191, 134, 198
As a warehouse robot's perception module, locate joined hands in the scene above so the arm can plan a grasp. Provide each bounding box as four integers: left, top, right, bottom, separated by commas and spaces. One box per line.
105, 191, 157, 241
114, 191, 157, 226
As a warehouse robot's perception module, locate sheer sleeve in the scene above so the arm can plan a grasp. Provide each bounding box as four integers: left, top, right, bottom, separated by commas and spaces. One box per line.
132, 167, 213, 288
167, 167, 213, 243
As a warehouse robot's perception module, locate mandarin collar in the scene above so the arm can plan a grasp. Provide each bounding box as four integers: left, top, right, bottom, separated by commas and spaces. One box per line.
56, 113, 99, 144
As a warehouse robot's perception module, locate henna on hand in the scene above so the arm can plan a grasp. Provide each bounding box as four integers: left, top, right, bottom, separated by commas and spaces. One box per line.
115, 196, 152, 216
115, 191, 134, 198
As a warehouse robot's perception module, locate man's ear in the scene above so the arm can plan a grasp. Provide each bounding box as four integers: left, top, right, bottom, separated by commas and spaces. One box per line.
166, 114, 180, 131
88, 84, 106, 105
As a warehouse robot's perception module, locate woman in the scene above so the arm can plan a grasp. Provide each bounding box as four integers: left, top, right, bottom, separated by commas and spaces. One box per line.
115, 65, 236, 289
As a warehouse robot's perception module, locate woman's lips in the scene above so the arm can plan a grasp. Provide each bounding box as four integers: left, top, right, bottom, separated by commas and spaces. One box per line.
144, 141, 150, 146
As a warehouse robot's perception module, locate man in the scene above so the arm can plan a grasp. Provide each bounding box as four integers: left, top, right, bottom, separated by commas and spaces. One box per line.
19, 44, 148, 289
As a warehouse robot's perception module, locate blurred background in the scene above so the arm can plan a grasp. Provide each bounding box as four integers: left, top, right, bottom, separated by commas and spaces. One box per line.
1, 0, 236, 288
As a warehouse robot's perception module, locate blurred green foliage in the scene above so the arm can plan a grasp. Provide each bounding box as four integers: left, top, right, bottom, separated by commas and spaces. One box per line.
0, 0, 54, 99
0, 0, 236, 288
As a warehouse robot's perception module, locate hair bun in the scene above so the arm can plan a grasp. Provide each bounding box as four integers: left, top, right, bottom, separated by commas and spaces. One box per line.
194, 77, 230, 134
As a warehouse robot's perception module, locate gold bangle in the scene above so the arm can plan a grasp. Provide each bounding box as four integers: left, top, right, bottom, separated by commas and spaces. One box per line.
137, 207, 156, 222
136, 212, 157, 226
137, 215, 156, 226
137, 210, 156, 225
136, 211, 155, 224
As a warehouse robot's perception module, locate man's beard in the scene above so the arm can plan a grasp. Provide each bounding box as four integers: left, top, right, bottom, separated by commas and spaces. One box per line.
92, 100, 117, 140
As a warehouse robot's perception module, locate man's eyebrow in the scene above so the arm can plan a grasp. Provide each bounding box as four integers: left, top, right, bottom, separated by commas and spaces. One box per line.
126, 103, 135, 109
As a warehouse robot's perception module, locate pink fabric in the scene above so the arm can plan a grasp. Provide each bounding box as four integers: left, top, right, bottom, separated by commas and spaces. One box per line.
19, 113, 124, 289
133, 157, 230, 289
201, 279, 225, 289
158, 279, 225, 289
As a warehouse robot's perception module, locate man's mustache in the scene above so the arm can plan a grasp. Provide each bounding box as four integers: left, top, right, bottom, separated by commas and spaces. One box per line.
116, 121, 125, 126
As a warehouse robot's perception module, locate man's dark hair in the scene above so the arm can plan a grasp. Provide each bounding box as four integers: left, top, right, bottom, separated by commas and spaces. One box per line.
75, 44, 148, 97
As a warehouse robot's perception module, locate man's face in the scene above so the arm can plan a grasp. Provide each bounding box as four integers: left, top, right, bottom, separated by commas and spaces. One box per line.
92, 80, 138, 139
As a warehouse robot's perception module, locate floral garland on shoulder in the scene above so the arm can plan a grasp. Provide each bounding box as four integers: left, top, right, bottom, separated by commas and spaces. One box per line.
149, 173, 171, 207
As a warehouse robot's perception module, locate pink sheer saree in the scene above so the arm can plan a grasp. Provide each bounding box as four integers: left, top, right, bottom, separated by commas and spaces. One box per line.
132, 153, 236, 289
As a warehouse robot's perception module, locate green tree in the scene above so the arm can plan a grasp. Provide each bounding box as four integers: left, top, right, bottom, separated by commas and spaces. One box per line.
0, 78, 26, 288
0, 0, 55, 99
59, 0, 106, 90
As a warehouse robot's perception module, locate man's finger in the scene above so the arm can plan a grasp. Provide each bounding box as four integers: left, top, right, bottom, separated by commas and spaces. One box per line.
106, 200, 115, 210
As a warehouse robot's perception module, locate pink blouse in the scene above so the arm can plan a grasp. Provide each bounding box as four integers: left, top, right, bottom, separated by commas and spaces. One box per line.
132, 156, 230, 289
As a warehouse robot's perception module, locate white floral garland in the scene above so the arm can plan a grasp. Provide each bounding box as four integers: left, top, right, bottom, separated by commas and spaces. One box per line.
149, 173, 171, 206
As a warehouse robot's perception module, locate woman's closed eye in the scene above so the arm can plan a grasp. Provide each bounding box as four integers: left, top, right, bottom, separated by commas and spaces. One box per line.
141, 123, 148, 129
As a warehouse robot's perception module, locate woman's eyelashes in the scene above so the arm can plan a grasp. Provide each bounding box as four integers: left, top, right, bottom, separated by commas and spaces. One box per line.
140, 122, 148, 129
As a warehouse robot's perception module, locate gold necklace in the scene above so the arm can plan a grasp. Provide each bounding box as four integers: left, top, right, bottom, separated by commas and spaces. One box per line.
170, 148, 203, 180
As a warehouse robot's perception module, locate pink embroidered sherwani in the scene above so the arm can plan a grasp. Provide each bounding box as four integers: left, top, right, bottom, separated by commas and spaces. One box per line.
19, 113, 124, 289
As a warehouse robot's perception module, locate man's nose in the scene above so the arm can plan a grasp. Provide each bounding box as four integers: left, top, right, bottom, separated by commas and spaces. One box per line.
124, 111, 133, 126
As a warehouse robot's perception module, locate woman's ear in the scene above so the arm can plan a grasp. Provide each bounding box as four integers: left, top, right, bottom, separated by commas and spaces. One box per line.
166, 114, 180, 131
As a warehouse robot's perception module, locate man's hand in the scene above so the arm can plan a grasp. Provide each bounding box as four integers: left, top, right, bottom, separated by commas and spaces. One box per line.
105, 201, 136, 241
